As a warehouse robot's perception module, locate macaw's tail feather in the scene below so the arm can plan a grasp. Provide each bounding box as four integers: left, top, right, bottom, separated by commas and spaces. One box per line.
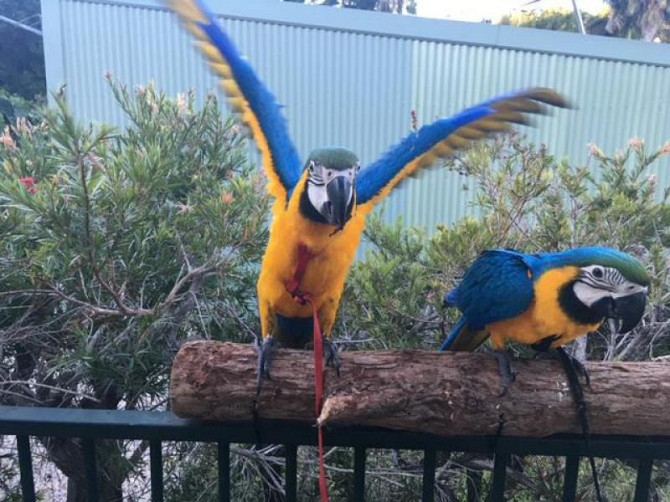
440, 319, 490, 352
440, 318, 466, 351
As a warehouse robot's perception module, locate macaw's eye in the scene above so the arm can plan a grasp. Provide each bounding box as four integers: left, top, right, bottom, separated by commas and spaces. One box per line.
308, 162, 316, 174
592, 267, 604, 278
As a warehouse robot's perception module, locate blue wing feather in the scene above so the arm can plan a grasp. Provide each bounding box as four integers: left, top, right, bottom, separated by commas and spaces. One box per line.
452, 250, 535, 329
357, 88, 567, 206
441, 250, 535, 350
173, 0, 302, 191
439, 317, 468, 351
357, 106, 493, 205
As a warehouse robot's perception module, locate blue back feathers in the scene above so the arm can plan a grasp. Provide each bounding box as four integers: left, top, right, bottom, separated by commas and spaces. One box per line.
446, 250, 535, 332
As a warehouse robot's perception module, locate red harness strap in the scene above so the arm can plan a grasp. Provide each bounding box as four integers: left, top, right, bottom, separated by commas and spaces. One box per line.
285, 245, 330, 502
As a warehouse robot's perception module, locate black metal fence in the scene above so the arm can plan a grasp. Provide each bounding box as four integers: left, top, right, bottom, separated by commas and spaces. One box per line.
0, 405, 668, 501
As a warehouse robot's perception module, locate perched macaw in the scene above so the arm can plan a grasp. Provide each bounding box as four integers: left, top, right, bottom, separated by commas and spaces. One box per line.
441, 247, 649, 388
165, 0, 568, 380
440, 247, 649, 502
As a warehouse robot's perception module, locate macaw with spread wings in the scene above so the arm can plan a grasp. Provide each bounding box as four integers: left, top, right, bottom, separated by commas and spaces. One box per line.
165, 0, 568, 382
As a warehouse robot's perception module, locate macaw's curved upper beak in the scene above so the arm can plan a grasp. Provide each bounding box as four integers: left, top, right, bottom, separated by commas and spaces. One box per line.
592, 291, 647, 333
323, 176, 354, 229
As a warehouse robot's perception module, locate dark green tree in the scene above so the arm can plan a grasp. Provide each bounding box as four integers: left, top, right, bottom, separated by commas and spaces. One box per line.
500, 8, 610, 35
605, 0, 670, 41
0, 0, 45, 99
500, 2, 669, 42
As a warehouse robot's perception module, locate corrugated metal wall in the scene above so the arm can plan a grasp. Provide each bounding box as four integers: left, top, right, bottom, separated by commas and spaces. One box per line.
41, 0, 670, 237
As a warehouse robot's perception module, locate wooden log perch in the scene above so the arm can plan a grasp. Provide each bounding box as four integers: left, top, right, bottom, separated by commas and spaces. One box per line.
170, 341, 670, 437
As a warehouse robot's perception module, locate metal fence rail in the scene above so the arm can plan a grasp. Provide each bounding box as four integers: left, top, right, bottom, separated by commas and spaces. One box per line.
1, 405, 668, 501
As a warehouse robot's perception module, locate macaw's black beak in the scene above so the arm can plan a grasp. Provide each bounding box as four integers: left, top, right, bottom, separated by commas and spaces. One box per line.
614, 291, 647, 333
592, 291, 647, 333
323, 176, 354, 229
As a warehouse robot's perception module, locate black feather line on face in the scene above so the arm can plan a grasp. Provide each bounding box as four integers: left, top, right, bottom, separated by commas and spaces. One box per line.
578, 278, 617, 293
559, 281, 605, 325
578, 269, 617, 293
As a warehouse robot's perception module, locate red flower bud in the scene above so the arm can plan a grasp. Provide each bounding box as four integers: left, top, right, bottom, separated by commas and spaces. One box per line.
19, 177, 39, 195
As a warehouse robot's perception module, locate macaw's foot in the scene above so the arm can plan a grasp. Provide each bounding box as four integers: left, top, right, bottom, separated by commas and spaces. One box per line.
560, 348, 591, 387
556, 347, 591, 402
555, 347, 604, 502
255, 337, 282, 397
485, 348, 517, 397
534, 337, 591, 386
323, 339, 341, 377
305, 339, 342, 376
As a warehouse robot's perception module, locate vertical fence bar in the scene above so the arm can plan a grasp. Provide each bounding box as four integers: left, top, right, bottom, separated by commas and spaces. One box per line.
353, 447, 366, 502
490, 453, 509, 502
422, 449, 436, 502
82, 438, 98, 502
633, 459, 653, 502
150, 440, 163, 502
218, 442, 230, 502
16, 435, 36, 502
562, 456, 580, 502
285, 445, 298, 502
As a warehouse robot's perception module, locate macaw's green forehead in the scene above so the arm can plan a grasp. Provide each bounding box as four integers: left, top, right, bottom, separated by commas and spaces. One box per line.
567, 247, 651, 286
602, 255, 651, 286
306, 147, 359, 171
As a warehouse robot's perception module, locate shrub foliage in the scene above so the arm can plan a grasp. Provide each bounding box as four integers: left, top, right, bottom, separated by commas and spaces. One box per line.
0, 82, 268, 499
1, 84, 669, 499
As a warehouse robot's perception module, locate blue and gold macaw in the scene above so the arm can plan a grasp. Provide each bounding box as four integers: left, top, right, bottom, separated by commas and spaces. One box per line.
441, 247, 648, 385
440, 247, 649, 502
165, 0, 568, 381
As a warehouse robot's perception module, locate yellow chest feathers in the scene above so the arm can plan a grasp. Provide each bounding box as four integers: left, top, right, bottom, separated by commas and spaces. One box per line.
258, 183, 368, 317
489, 266, 603, 350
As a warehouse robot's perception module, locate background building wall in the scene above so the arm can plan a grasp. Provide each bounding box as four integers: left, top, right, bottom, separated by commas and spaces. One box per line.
41, 0, 670, 237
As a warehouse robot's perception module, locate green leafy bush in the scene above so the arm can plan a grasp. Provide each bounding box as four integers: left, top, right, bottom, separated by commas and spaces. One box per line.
337, 133, 670, 500
342, 134, 670, 359
0, 81, 268, 499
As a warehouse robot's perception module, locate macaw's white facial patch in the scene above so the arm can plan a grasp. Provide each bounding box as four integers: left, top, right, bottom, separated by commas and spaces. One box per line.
306, 161, 358, 213
574, 265, 648, 307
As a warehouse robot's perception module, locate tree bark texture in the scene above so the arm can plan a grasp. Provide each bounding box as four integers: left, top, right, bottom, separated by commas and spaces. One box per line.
170, 341, 670, 437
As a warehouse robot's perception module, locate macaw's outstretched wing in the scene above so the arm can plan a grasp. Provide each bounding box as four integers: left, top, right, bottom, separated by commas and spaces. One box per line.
357, 89, 568, 208
165, 0, 302, 200
440, 250, 535, 351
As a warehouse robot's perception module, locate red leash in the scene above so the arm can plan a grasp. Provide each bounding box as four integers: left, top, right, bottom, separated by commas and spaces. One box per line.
286, 245, 330, 502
